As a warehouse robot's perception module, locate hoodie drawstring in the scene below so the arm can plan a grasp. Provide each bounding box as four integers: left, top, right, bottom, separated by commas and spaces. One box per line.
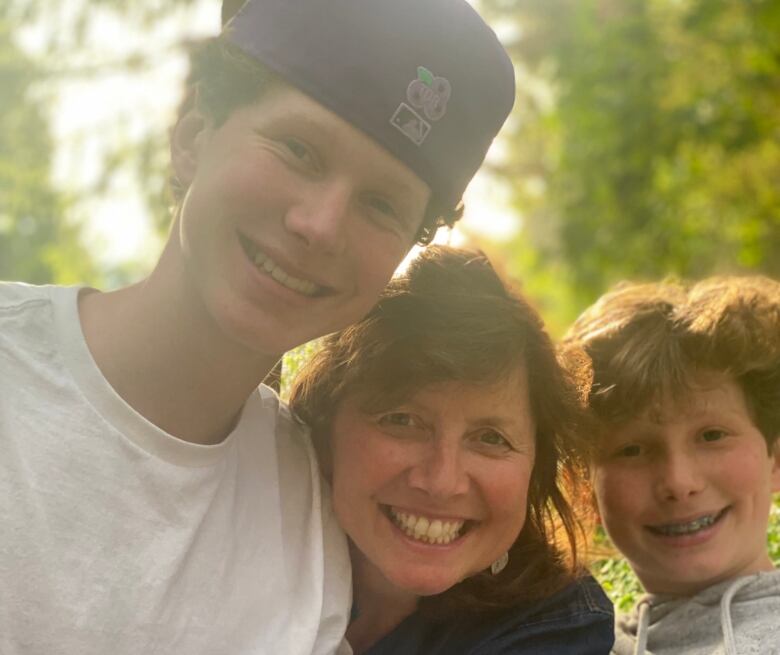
633, 599, 651, 655
720, 575, 753, 655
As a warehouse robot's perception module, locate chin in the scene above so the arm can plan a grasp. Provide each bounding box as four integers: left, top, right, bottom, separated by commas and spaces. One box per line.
388, 570, 462, 597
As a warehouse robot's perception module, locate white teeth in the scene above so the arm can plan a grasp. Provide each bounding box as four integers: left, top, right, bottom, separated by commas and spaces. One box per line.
414, 517, 429, 538
250, 249, 318, 296
388, 508, 465, 545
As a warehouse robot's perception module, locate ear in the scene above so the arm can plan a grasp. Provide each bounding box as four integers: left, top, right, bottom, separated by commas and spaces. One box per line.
170, 106, 209, 189
590, 488, 602, 525
770, 439, 780, 493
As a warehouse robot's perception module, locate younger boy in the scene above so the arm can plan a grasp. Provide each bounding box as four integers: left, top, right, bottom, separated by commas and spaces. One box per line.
565, 276, 780, 655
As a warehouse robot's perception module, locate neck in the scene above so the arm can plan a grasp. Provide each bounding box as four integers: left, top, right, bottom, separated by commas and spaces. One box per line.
78, 244, 280, 445
347, 545, 419, 654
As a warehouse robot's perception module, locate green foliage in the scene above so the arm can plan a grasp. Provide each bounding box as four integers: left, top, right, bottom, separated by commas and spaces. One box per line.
479, 0, 780, 323
0, 20, 98, 285
1, 0, 207, 285
474, 0, 780, 609
592, 552, 644, 613
279, 339, 323, 401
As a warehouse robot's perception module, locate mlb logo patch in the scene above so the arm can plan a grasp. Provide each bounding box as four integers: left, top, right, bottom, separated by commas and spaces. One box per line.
391, 103, 432, 146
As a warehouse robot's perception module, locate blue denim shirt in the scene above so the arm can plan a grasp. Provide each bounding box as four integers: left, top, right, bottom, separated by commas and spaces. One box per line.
363, 575, 614, 655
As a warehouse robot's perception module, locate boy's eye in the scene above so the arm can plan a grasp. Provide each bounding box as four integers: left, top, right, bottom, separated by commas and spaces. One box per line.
366, 196, 397, 217
700, 428, 727, 443
362, 194, 410, 235
378, 412, 415, 427
281, 137, 317, 167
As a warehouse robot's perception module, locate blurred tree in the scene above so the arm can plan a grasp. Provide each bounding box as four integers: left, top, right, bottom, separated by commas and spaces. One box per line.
0, 18, 97, 284
480, 0, 780, 327
1, 0, 206, 284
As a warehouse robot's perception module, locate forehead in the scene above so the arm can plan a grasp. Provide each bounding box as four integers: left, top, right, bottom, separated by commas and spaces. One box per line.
370, 367, 533, 425
608, 372, 753, 436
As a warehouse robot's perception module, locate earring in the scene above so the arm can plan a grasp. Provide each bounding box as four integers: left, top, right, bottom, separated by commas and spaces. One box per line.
490, 551, 509, 576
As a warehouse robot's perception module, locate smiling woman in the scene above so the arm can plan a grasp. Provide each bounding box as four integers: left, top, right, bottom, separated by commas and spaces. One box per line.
289, 245, 615, 654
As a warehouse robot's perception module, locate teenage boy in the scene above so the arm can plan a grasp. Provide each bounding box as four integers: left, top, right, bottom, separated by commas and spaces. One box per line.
565, 276, 780, 655
0, 1, 514, 653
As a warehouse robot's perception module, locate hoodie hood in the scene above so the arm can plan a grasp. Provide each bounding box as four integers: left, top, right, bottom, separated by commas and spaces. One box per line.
612, 569, 780, 655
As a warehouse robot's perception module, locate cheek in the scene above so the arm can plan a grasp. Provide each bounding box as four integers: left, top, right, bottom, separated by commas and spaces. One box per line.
593, 467, 641, 527
217, 156, 289, 217
194, 144, 294, 217
480, 461, 533, 533
350, 232, 408, 291
720, 450, 770, 489
330, 433, 408, 507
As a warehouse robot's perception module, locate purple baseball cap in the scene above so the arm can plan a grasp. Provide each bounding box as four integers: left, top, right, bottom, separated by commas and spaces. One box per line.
224, 0, 515, 211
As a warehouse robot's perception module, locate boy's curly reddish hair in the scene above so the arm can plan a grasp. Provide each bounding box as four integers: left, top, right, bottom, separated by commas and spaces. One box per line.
565, 275, 780, 450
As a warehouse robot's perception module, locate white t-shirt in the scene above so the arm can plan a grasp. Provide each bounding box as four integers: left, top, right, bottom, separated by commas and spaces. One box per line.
0, 282, 351, 655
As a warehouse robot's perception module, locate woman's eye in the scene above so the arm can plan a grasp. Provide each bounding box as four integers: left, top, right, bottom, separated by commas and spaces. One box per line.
701, 428, 727, 443
479, 430, 508, 447
472, 430, 513, 453
615, 443, 642, 458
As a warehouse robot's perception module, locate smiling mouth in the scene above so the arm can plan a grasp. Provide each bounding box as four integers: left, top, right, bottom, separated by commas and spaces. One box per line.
647, 508, 729, 537
384, 506, 472, 545
238, 233, 322, 297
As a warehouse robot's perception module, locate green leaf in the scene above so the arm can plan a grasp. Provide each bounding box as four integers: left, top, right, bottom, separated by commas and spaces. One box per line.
417, 66, 434, 86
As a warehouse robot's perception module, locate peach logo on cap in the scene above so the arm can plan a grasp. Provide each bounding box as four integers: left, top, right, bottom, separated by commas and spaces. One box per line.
391, 66, 451, 146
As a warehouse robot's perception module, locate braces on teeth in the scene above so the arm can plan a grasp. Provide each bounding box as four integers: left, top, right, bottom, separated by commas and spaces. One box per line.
654, 513, 719, 536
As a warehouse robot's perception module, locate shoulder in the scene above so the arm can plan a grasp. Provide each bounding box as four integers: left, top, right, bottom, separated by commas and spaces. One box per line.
0, 281, 52, 313
256, 384, 317, 464
376, 576, 615, 655
244, 384, 321, 499
0, 282, 80, 325
478, 575, 614, 652
523, 574, 614, 625
0, 283, 79, 355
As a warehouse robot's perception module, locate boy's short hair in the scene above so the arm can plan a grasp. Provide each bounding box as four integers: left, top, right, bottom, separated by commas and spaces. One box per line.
290, 245, 593, 617
564, 276, 780, 450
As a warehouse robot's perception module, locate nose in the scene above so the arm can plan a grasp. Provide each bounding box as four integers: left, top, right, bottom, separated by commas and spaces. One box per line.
407, 438, 470, 500
654, 449, 706, 502
283, 178, 351, 255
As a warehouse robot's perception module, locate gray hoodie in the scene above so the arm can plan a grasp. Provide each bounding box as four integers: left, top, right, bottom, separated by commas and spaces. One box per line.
612, 570, 780, 655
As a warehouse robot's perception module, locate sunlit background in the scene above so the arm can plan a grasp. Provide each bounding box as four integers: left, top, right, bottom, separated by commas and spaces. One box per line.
7, 0, 520, 283
2, 0, 779, 607
5, 0, 779, 332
